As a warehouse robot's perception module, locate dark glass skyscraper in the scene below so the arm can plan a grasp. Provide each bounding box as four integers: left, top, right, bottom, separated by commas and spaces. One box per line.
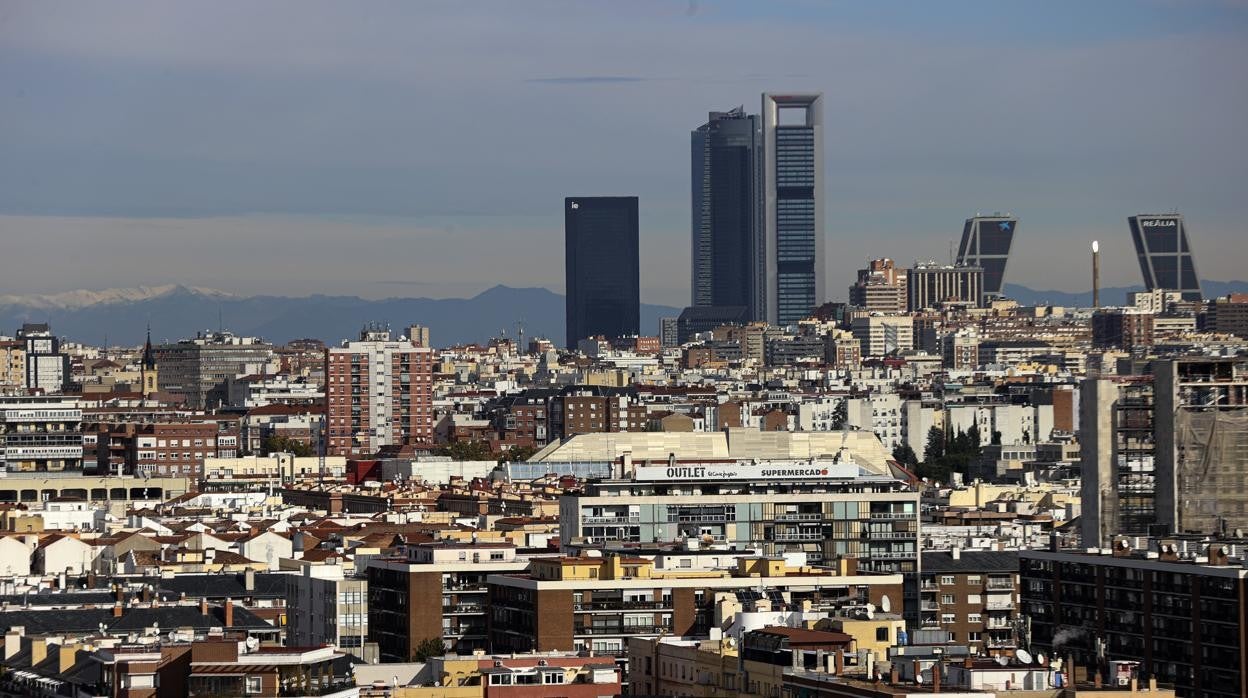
956, 214, 1018, 301
691, 107, 763, 320
762, 93, 824, 326
1128, 213, 1203, 301
564, 197, 640, 347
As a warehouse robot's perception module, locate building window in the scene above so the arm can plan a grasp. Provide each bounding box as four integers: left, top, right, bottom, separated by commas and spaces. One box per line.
876, 627, 890, 642
967, 575, 981, 585
941, 594, 954, 605
940, 575, 955, 586
968, 613, 982, 624
245, 676, 262, 694
941, 614, 956, 624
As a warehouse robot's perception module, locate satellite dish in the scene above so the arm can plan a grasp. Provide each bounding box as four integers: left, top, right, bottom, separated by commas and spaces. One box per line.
880, 595, 892, 613
1016, 649, 1033, 665
866, 608, 874, 619
996, 656, 1010, 667
1036, 652, 1047, 666
915, 673, 924, 684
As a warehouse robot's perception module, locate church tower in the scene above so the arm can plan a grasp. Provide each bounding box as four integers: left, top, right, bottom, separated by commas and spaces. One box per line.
140, 326, 159, 398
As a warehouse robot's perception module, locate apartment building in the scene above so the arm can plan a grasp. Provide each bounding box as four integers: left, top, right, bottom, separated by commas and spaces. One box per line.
286, 562, 369, 651
556, 458, 920, 620
0, 341, 24, 392
95, 419, 240, 479
918, 550, 1019, 652
325, 328, 434, 457
1021, 541, 1248, 697
366, 542, 536, 662
850, 315, 914, 356
487, 554, 903, 659
154, 331, 274, 409
0, 396, 84, 472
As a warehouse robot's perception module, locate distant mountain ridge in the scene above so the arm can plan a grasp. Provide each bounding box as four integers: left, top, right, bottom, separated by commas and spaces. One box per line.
0, 284, 680, 348
1001, 279, 1248, 307
2, 279, 1244, 348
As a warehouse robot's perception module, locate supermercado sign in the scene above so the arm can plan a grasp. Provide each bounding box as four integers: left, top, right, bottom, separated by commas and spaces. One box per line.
634, 463, 859, 482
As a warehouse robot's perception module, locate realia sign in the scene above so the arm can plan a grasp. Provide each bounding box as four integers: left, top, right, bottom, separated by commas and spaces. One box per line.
1141, 219, 1177, 228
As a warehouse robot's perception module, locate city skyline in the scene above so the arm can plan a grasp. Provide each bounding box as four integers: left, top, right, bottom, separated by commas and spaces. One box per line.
1, 1, 1246, 307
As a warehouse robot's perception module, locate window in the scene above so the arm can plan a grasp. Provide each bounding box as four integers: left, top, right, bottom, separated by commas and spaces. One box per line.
246, 676, 262, 694
941, 614, 956, 624
968, 632, 982, 642
968, 594, 982, 605
941, 594, 954, 605
876, 627, 890, 642
940, 575, 955, 585
968, 613, 982, 624
967, 575, 981, 585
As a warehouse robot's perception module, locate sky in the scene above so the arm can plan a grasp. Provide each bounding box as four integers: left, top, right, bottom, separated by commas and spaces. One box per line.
1, 0, 1246, 307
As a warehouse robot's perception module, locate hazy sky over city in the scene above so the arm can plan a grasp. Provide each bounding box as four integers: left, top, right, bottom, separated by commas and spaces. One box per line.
1, 0, 1246, 306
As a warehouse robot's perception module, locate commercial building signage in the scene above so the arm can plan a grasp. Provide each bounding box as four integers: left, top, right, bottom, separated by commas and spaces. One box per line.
634, 462, 858, 482
1141, 219, 1176, 227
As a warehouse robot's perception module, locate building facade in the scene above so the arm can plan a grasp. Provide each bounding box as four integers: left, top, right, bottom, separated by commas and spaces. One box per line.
1129, 213, 1203, 301
0, 396, 83, 473
907, 263, 984, 311
762, 93, 824, 326
367, 542, 532, 661
1021, 544, 1247, 698
286, 563, 369, 651
325, 329, 434, 457
565, 196, 640, 347
956, 215, 1017, 301
154, 332, 274, 409
17, 324, 70, 395
691, 106, 763, 320
918, 550, 1020, 653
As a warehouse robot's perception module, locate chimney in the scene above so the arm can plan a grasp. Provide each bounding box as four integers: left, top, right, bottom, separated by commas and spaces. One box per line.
932, 660, 941, 693
3, 630, 22, 660
112, 602, 123, 618
200, 597, 209, 616
1092, 240, 1101, 309
224, 598, 234, 627
114, 585, 124, 604
889, 661, 900, 685
244, 568, 256, 592
951, 547, 961, 560
30, 639, 47, 667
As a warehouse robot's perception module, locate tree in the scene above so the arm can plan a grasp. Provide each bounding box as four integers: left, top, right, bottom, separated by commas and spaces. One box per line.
891, 444, 919, 468
968, 424, 981, 451
498, 444, 539, 464
411, 636, 446, 662
991, 430, 1003, 446
923, 426, 945, 462
261, 435, 314, 457
439, 440, 495, 461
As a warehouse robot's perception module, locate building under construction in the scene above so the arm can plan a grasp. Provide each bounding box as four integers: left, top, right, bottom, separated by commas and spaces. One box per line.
1155, 357, 1248, 536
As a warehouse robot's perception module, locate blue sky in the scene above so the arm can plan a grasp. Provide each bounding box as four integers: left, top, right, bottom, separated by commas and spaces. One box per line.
1, 0, 1245, 305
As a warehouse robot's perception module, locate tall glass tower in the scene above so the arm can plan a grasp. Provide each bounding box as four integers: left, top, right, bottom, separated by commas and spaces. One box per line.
956, 214, 1018, 301
762, 93, 824, 326
564, 197, 640, 347
691, 107, 763, 320
1128, 214, 1203, 301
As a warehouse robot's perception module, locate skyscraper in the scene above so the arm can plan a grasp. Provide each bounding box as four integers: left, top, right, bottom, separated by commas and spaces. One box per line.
762, 93, 824, 326
564, 196, 640, 348
691, 107, 762, 319
956, 214, 1018, 302
1128, 213, 1203, 301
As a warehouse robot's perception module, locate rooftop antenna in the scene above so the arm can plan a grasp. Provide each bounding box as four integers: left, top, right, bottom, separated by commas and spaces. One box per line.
949, 240, 954, 266
1092, 240, 1101, 309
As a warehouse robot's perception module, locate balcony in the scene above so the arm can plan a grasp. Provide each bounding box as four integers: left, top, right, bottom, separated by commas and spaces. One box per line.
868, 551, 917, 560
920, 601, 939, 612
774, 532, 824, 542
987, 578, 1015, 591
986, 598, 1015, 611
443, 604, 485, 614
867, 531, 915, 540
574, 600, 670, 612
869, 511, 912, 520
775, 513, 822, 522
574, 624, 669, 636
582, 515, 639, 525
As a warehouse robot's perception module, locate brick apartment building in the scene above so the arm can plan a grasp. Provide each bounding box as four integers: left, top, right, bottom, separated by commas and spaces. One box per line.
918, 550, 1020, 653
94, 419, 240, 479
325, 328, 434, 457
